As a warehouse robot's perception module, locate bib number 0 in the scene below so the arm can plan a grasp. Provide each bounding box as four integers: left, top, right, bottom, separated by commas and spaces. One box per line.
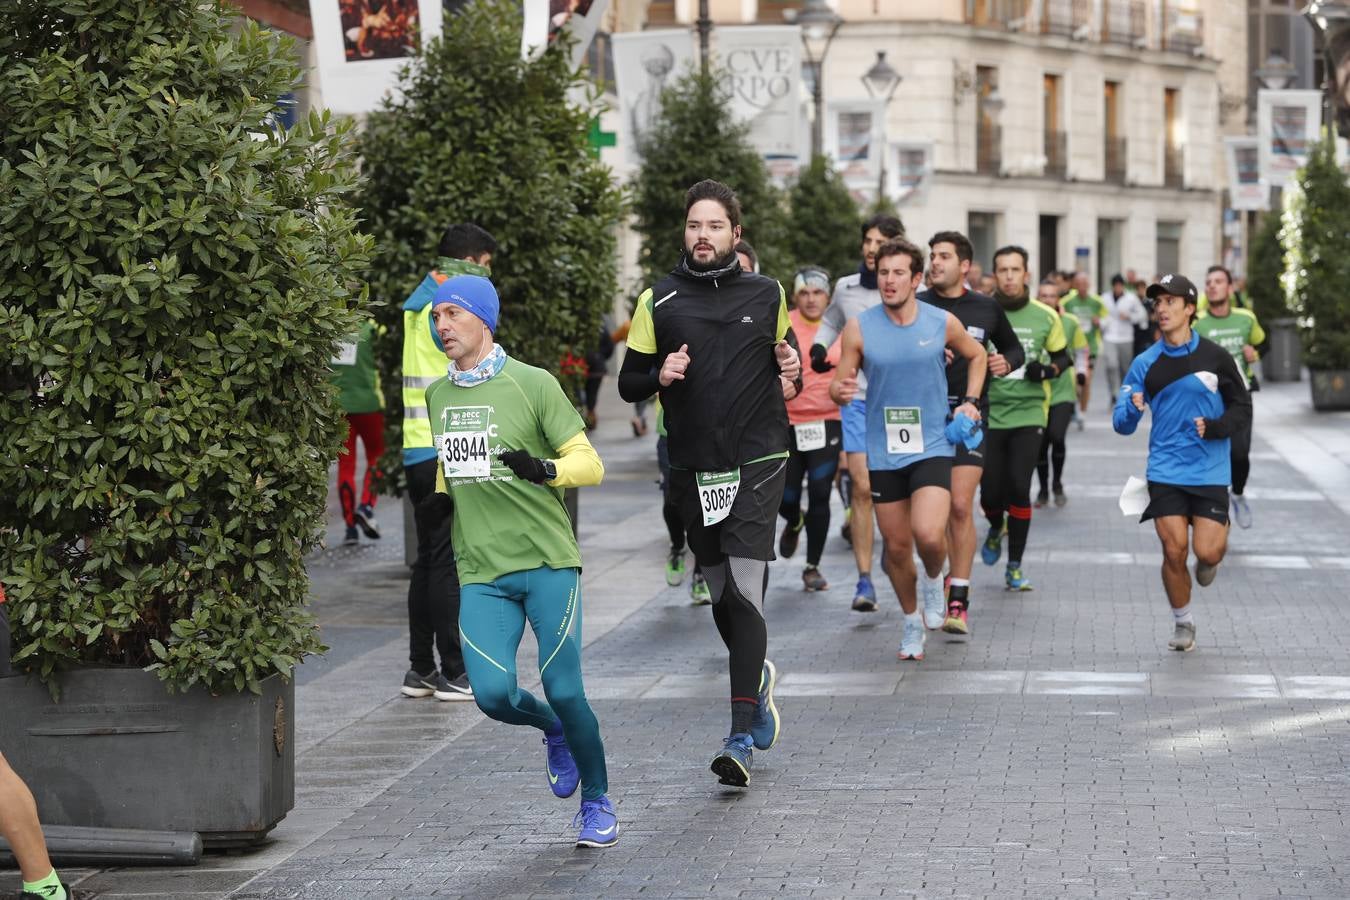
696, 469, 740, 527
794, 420, 827, 452
884, 407, 922, 455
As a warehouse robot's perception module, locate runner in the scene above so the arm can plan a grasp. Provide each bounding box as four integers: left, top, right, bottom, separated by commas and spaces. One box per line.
424, 274, 617, 847
1194, 265, 1266, 529
1035, 279, 1088, 507
1112, 274, 1251, 652
331, 318, 385, 546
399, 223, 496, 701
978, 247, 1070, 592
1062, 272, 1109, 414
809, 213, 905, 612
779, 267, 842, 592
656, 399, 710, 604
1100, 274, 1149, 399
618, 179, 802, 788
830, 238, 987, 658
0, 752, 67, 900
916, 232, 1024, 633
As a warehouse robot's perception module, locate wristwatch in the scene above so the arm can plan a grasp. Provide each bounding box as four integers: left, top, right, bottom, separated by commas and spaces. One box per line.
542, 460, 558, 482
961, 396, 981, 407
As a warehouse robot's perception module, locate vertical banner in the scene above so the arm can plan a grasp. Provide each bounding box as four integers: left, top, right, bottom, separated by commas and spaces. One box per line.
887, 140, 934, 206
825, 100, 883, 203
308, 0, 443, 114
716, 26, 802, 179
1224, 136, 1268, 211
1257, 89, 1324, 188
523, 0, 610, 65
612, 30, 695, 166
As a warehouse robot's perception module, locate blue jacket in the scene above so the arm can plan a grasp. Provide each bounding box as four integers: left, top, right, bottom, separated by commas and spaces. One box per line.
1112, 333, 1251, 487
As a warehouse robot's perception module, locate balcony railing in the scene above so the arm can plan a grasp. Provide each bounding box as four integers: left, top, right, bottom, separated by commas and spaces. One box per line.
1161, 6, 1204, 54
1044, 129, 1067, 178
977, 123, 1003, 175
1041, 0, 1073, 36
965, 0, 1031, 29
1102, 0, 1146, 46
759, 0, 803, 23
1105, 136, 1128, 184
1164, 144, 1184, 188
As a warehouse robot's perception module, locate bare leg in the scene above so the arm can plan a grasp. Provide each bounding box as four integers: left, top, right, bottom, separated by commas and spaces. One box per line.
1190, 516, 1230, 570
1153, 516, 1192, 609
946, 465, 981, 581
873, 500, 916, 613
0, 752, 53, 883
847, 453, 874, 576
909, 486, 951, 579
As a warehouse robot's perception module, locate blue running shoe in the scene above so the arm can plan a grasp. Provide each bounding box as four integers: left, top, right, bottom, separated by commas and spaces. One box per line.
544, 722, 580, 799
750, 660, 780, 751
1004, 563, 1032, 591
852, 573, 878, 612
573, 795, 618, 848
980, 525, 1005, 566
710, 733, 754, 787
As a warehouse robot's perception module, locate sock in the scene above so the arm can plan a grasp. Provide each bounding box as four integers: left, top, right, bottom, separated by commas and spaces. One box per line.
948, 583, 970, 609
23, 870, 65, 900
1172, 604, 1194, 626
904, 610, 922, 628
731, 700, 756, 736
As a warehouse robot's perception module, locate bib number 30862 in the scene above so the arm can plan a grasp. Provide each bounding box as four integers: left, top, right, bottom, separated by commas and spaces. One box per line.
884, 407, 922, 455
696, 469, 740, 526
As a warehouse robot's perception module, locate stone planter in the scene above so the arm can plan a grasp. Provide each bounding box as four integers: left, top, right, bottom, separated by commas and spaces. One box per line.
1261, 318, 1302, 383
1310, 369, 1350, 411
0, 667, 294, 848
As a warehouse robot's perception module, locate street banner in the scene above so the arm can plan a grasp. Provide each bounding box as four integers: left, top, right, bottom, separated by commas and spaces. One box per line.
308, 0, 444, 114
613, 30, 695, 166
1257, 89, 1324, 188
715, 25, 802, 179
523, 0, 610, 66
826, 99, 884, 203
887, 140, 934, 206
1224, 136, 1268, 212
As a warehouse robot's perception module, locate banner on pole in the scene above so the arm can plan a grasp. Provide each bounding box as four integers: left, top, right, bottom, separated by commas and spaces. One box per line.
826, 100, 884, 203
886, 140, 934, 206
522, 0, 610, 65
308, 0, 443, 114
612, 30, 696, 166
715, 25, 802, 179
1224, 136, 1268, 212
1257, 89, 1324, 188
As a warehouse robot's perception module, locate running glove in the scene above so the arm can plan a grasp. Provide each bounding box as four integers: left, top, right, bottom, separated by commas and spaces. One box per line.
498, 449, 549, 484
1023, 361, 1055, 382
809, 344, 834, 373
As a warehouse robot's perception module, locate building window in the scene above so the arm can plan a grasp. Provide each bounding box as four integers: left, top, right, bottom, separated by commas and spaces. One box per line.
1160, 0, 1203, 54
1038, 214, 1062, 280
966, 0, 1032, 29
1097, 219, 1125, 289
1156, 221, 1184, 275
1102, 0, 1146, 46
969, 212, 1002, 271
976, 66, 1001, 175
1044, 74, 1066, 177
1104, 80, 1126, 183
1163, 87, 1183, 188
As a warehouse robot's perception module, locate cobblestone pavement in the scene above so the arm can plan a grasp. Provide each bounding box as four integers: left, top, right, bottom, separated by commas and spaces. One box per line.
35, 376, 1350, 899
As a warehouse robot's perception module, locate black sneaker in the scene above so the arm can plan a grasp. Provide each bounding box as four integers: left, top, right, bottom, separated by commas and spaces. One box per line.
778, 514, 803, 558
434, 672, 474, 701
401, 669, 439, 698
354, 503, 381, 539
342, 525, 359, 546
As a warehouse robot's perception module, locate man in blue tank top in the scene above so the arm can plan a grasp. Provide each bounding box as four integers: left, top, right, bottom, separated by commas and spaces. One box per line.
830, 239, 988, 662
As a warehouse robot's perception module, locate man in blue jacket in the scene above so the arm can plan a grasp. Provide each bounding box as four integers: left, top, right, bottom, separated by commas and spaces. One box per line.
1113, 274, 1251, 653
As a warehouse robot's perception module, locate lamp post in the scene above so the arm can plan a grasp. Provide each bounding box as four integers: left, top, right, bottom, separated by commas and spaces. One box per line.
862, 51, 902, 201
1255, 50, 1297, 91
697, 0, 712, 75
797, 0, 843, 158
1303, 1, 1350, 137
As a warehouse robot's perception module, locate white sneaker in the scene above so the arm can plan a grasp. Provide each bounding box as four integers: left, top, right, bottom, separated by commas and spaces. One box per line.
920, 576, 945, 630
897, 616, 926, 661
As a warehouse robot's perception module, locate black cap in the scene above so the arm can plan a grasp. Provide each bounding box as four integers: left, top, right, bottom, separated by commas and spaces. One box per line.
1110, 273, 1126, 285
1146, 274, 1198, 303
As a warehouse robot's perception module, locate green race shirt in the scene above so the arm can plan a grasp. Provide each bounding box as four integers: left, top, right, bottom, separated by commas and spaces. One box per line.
988, 299, 1067, 430
331, 320, 383, 414
1050, 312, 1088, 406
1194, 308, 1266, 386
1062, 291, 1110, 355
424, 357, 586, 585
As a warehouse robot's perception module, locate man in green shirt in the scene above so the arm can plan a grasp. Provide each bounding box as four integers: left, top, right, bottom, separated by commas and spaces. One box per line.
1195, 265, 1266, 529
1062, 272, 1110, 415
1035, 280, 1089, 507
980, 247, 1070, 591
424, 275, 617, 849
330, 319, 384, 546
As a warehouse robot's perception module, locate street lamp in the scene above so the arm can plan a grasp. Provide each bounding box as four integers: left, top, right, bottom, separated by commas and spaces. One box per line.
1255, 50, 1297, 91
796, 0, 843, 158
862, 51, 902, 201
1301, 1, 1350, 137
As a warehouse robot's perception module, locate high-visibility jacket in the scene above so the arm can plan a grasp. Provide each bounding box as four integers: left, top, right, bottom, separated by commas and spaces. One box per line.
401, 258, 490, 466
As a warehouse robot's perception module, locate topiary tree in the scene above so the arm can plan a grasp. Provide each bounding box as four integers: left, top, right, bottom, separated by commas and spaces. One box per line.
783, 155, 861, 283
630, 68, 789, 289
0, 1, 370, 692
1247, 210, 1291, 320
358, 0, 624, 483
1281, 131, 1350, 370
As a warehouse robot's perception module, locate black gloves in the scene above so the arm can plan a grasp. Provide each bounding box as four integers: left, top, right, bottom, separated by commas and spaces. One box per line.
498, 449, 549, 484
1024, 361, 1056, 382
1075, 372, 1086, 386
809, 344, 833, 373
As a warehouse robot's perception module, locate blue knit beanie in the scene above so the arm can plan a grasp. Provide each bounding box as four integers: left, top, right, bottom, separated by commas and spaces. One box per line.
433, 275, 499, 332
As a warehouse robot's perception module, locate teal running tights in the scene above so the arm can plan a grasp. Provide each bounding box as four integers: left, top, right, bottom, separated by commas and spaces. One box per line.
459, 566, 608, 800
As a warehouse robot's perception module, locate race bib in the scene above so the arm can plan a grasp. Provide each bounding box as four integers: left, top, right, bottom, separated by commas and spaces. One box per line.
332, 340, 358, 366
884, 407, 922, 454
794, 420, 827, 452
1004, 365, 1027, 380
1076, 313, 1093, 334
696, 469, 740, 527
438, 406, 492, 479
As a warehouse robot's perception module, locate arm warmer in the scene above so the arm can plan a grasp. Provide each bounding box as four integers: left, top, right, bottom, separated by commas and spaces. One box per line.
617, 348, 661, 403
549, 431, 604, 488
813, 300, 846, 349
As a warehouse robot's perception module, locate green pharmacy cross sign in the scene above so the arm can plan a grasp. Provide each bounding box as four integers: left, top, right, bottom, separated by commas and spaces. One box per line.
587, 118, 616, 158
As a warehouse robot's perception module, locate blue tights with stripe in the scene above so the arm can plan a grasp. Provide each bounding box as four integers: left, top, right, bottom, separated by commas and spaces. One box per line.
459, 566, 608, 801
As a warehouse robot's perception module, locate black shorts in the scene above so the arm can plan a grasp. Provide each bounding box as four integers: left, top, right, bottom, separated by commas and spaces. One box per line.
948, 400, 986, 468
670, 456, 788, 563
1142, 482, 1229, 525
869, 456, 953, 504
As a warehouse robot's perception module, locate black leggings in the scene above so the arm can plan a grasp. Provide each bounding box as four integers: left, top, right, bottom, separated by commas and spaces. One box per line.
1231, 420, 1252, 495
778, 421, 842, 566
981, 426, 1043, 565
1036, 402, 1074, 494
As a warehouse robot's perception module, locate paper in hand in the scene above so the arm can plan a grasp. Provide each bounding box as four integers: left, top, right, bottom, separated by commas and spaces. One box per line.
1118, 476, 1150, 517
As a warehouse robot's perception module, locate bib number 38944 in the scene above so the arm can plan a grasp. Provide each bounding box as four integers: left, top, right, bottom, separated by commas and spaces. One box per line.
884, 407, 922, 455
439, 431, 490, 479
696, 469, 740, 527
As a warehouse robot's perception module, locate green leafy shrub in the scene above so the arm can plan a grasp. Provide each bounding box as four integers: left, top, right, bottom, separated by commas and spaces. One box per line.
1281, 132, 1350, 369
1247, 210, 1291, 320
0, 1, 370, 692
357, 0, 625, 481
784, 155, 862, 283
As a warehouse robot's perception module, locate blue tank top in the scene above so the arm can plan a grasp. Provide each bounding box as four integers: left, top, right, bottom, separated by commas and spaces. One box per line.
859, 301, 954, 470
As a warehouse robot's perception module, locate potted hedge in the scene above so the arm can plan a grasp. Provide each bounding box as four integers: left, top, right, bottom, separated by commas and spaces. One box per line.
1282, 130, 1350, 409
1248, 211, 1300, 382
0, 1, 370, 844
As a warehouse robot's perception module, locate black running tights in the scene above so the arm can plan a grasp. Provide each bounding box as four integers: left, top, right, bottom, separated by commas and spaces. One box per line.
1036, 402, 1074, 495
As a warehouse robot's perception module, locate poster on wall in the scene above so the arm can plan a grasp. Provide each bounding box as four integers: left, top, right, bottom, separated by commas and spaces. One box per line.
887, 140, 934, 206
1224, 136, 1268, 212
716, 26, 801, 179
308, 0, 444, 114
1256, 89, 1324, 188
522, 0, 610, 65
825, 100, 883, 203
612, 30, 696, 166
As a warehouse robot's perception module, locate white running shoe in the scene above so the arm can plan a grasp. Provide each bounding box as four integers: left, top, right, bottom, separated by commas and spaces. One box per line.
897, 616, 926, 661
920, 577, 945, 630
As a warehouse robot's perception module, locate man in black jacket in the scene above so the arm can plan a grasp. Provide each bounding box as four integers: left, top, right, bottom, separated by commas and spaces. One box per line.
619, 180, 801, 790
